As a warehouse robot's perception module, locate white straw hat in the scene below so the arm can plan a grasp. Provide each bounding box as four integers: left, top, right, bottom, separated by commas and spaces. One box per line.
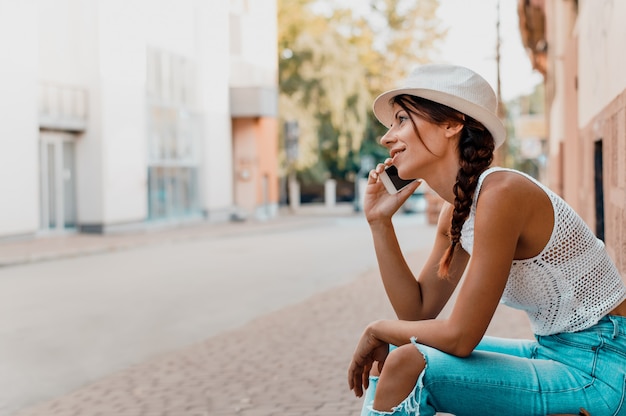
373, 64, 506, 149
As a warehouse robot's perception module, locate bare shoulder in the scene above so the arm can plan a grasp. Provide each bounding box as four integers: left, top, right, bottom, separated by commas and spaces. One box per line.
477, 170, 546, 213
475, 170, 554, 258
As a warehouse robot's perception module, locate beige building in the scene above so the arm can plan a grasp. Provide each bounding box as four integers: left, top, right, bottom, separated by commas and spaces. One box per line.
518, 0, 626, 276
0, 0, 278, 239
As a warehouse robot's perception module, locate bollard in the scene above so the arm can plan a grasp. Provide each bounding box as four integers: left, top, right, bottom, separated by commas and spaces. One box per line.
324, 179, 337, 208
289, 177, 300, 211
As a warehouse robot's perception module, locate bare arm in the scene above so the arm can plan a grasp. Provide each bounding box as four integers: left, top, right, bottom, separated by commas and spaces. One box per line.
370, 202, 468, 321
359, 173, 539, 357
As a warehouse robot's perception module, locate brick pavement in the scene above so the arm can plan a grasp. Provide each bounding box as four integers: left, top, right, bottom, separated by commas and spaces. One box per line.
11, 232, 533, 416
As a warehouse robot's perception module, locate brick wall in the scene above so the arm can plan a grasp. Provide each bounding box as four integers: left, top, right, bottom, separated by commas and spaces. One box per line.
580, 90, 626, 277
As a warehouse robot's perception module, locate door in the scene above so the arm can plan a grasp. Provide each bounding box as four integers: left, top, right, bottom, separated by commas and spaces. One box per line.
39, 132, 77, 231
594, 139, 604, 241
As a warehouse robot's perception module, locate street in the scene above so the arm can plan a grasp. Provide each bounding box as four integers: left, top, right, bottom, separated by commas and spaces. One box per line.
1, 210, 438, 416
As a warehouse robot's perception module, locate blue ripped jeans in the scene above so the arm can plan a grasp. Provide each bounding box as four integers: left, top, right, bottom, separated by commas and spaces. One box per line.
361, 315, 626, 416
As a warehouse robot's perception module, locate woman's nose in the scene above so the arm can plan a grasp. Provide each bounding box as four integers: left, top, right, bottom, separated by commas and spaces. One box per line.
380, 130, 395, 147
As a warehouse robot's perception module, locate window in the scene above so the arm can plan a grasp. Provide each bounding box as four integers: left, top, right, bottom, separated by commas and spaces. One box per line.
146, 48, 202, 220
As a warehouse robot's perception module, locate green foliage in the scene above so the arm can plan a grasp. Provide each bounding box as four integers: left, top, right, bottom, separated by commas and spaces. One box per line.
278, 0, 446, 183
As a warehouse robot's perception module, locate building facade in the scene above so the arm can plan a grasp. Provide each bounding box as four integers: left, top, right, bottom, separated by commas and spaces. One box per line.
0, 0, 278, 239
518, 0, 626, 276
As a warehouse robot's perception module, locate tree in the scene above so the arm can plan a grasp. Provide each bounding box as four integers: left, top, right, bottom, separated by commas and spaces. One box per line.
278, 0, 446, 185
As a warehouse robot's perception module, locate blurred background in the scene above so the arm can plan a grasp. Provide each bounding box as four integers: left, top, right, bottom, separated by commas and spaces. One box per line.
0, 1, 542, 225
1, 0, 624, 269
1, 1, 626, 415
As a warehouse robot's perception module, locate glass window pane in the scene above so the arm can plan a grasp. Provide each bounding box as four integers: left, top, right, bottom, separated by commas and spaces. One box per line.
146, 48, 201, 222
47, 143, 56, 228
62, 141, 76, 228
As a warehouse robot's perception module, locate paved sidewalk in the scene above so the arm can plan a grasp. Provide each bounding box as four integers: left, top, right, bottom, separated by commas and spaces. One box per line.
5, 204, 533, 416
11, 254, 532, 416
0, 204, 356, 268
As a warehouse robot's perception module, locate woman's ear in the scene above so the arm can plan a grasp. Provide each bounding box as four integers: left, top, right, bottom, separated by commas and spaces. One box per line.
444, 121, 464, 138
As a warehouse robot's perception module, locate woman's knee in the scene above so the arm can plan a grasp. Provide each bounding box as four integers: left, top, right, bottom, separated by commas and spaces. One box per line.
373, 344, 426, 411
370, 343, 425, 378
384, 343, 425, 375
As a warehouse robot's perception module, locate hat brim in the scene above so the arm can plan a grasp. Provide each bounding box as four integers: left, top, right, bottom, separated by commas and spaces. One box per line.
373, 88, 506, 149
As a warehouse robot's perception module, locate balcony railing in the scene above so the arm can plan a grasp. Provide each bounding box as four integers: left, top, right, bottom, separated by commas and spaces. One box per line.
39, 83, 88, 132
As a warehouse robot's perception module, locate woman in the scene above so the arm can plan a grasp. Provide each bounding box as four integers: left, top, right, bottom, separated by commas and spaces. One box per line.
347, 64, 626, 416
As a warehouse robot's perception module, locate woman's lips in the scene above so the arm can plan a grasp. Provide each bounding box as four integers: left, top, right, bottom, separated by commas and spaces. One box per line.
391, 149, 404, 163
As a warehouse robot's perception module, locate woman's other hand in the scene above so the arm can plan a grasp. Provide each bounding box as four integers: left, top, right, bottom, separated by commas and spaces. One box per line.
348, 323, 390, 398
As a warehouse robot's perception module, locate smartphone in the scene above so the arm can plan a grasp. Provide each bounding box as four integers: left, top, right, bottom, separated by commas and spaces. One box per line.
379, 165, 417, 194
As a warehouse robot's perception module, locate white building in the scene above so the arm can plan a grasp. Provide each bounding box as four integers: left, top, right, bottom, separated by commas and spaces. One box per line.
0, 0, 278, 238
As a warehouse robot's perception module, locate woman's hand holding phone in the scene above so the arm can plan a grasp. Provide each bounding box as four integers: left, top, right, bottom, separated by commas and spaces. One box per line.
364, 161, 421, 224
379, 165, 417, 194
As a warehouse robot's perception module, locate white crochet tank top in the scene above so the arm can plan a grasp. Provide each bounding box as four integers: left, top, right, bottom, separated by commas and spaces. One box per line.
460, 167, 626, 336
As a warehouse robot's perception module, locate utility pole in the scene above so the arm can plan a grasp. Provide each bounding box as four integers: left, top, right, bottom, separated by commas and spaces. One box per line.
495, 0, 509, 165
494, 0, 508, 165
496, 0, 502, 113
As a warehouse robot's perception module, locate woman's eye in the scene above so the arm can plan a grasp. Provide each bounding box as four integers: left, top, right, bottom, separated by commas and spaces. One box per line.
398, 115, 408, 124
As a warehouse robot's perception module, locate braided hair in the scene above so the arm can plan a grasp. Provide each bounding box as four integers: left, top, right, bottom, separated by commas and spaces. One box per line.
392, 95, 495, 278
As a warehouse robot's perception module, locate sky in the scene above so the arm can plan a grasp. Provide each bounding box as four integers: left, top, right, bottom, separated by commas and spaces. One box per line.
435, 0, 543, 101
323, 0, 545, 102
